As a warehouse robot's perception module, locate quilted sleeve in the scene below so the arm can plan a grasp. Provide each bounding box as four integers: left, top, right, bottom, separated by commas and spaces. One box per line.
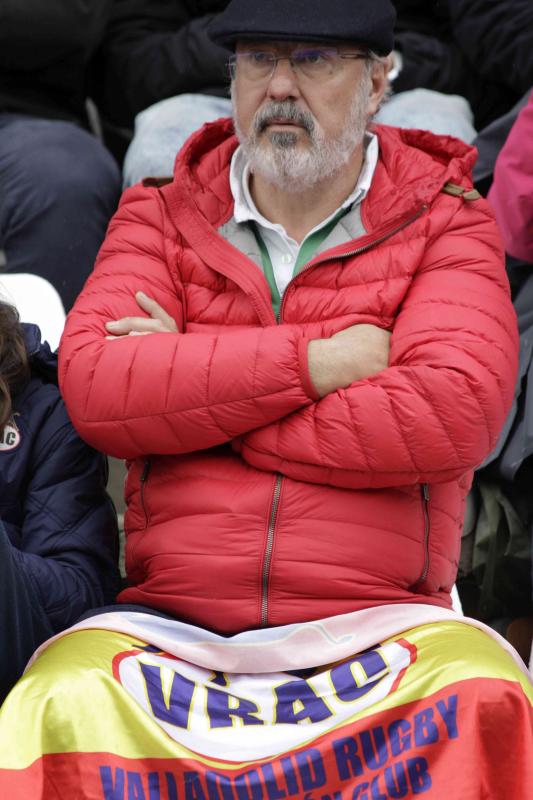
238, 199, 519, 488
59, 184, 314, 459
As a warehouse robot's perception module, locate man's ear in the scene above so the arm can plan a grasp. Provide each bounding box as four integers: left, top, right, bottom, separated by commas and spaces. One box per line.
367, 58, 390, 117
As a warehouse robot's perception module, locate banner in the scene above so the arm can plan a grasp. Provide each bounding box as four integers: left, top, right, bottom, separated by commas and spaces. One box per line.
0, 608, 531, 798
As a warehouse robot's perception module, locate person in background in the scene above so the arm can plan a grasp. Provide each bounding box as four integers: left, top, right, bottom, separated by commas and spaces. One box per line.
488, 91, 533, 265
90, 0, 230, 186
391, 0, 533, 131
0, 301, 120, 701
0, 1, 121, 310
483, 92, 533, 648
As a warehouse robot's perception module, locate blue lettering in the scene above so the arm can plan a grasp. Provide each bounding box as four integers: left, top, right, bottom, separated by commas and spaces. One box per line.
128, 772, 147, 800
166, 773, 179, 800
148, 772, 161, 800
388, 720, 411, 757
360, 728, 389, 769
100, 766, 125, 800
370, 776, 387, 800
407, 758, 432, 795
207, 687, 264, 729
140, 663, 195, 728
436, 695, 459, 740
331, 651, 387, 703
352, 782, 369, 800
275, 680, 332, 724
234, 770, 264, 800
333, 736, 364, 779
185, 771, 207, 800
210, 672, 229, 687
280, 756, 299, 795
205, 772, 235, 800
413, 709, 439, 746
294, 749, 326, 791
260, 764, 287, 800
384, 763, 408, 798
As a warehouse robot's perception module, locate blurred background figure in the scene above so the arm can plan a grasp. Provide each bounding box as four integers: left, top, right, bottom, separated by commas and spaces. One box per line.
91, 0, 230, 186
390, 0, 533, 131
488, 92, 533, 264
390, 0, 533, 200
456, 92, 533, 663
0, 0, 121, 310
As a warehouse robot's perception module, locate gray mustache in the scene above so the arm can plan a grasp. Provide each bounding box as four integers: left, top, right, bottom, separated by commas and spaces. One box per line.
254, 103, 315, 135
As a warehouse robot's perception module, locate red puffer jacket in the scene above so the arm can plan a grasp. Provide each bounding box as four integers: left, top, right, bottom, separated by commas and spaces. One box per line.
59, 120, 518, 634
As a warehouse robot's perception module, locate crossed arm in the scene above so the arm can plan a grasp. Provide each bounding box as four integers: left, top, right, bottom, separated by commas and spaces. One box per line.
237, 210, 518, 488
109, 263, 515, 489
106, 291, 391, 398
59, 186, 322, 459
60, 185, 518, 485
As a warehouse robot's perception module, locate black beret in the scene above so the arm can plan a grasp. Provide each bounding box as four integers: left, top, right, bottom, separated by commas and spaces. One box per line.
209, 0, 396, 56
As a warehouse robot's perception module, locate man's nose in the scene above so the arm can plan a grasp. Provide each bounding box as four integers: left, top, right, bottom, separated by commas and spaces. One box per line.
266, 57, 301, 100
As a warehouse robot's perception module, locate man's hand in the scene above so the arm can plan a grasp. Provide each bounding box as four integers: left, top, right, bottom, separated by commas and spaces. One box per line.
105, 292, 178, 338
308, 324, 391, 397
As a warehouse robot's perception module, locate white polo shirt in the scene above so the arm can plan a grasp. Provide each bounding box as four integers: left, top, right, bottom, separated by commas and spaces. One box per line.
229, 133, 378, 297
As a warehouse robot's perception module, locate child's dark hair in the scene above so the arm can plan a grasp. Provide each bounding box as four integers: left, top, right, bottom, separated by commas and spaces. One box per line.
0, 301, 29, 430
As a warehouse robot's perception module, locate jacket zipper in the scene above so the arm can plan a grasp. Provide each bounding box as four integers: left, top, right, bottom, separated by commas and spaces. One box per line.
140, 458, 151, 529
262, 205, 428, 620
278, 205, 428, 321
414, 483, 431, 585
261, 474, 282, 626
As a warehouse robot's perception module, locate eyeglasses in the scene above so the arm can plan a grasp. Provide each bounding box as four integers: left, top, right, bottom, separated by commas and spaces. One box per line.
228, 47, 370, 83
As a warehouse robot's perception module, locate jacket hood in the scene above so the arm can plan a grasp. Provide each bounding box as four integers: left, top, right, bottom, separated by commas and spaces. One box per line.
172, 117, 479, 231
22, 323, 58, 384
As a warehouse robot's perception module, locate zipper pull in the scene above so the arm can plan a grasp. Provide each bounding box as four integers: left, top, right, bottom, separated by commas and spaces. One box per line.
140, 459, 151, 482
140, 458, 151, 530
422, 483, 430, 502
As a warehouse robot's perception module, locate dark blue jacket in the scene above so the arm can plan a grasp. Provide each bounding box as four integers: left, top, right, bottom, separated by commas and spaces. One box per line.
0, 325, 120, 700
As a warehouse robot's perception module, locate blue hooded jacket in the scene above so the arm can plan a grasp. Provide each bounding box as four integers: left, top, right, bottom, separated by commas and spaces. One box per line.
0, 325, 120, 699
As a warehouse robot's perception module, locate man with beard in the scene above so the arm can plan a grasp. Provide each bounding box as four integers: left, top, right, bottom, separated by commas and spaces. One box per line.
58, 0, 518, 631
3, 1, 531, 794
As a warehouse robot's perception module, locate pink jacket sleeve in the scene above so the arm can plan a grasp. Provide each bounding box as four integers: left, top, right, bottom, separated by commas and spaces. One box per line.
237, 200, 519, 488
58, 184, 314, 459
488, 91, 533, 263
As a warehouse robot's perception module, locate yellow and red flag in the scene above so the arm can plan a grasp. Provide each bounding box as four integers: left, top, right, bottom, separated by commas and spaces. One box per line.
0, 606, 531, 798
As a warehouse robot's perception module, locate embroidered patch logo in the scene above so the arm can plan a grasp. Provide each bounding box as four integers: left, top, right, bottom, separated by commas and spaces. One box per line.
0, 419, 21, 451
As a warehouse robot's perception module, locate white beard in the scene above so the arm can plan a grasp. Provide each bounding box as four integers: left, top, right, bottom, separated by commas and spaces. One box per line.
232, 73, 372, 192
